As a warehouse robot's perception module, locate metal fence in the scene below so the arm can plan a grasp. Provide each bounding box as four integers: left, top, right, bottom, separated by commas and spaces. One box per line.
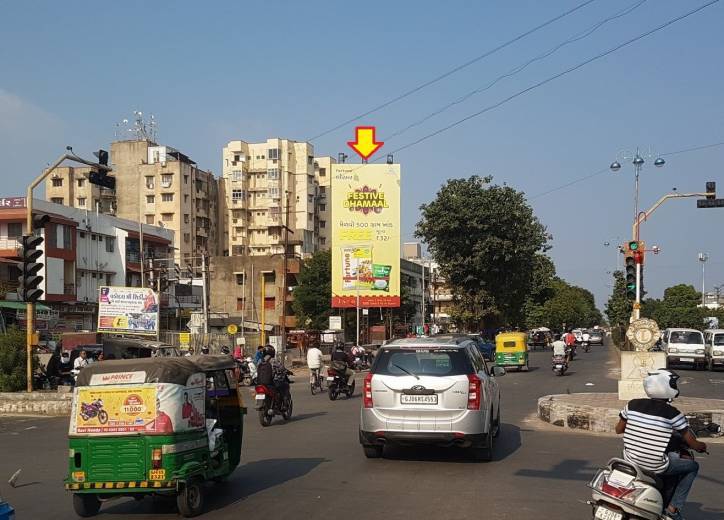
158, 332, 263, 357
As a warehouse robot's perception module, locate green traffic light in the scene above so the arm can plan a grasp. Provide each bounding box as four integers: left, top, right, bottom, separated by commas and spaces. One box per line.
629, 241, 639, 251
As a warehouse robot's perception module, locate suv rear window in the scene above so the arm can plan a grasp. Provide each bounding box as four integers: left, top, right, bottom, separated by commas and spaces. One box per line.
372, 347, 473, 377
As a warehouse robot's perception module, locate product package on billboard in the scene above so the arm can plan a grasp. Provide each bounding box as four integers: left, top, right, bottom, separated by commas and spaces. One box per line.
371, 264, 392, 291
342, 247, 373, 290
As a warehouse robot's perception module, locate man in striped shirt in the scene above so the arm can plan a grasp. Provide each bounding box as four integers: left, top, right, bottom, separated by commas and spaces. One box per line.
615, 370, 707, 520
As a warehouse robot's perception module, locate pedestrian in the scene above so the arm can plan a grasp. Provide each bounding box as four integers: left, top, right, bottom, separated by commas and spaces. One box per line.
254, 345, 265, 366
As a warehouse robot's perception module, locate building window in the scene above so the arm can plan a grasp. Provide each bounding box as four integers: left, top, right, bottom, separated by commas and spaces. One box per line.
263, 271, 276, 284
79, 231, 86, 238
236, 273, 245, 285
319, 204, 326, 212
145, 176, 155, 189
63, 225, 72, 249
145, 215, 154, 225
232, 170, 243, 181
77, 197, 86, 207
234, 154, 241, 162
161, 213, 174, 222
106, 237, 115, 253
232, 189, 243, 201
7, 222, 22, 238
184, 194, 189, 203
308, 194, 314, 203
267, 168, 279, 180
268, 148, 280, 160
184, 214, 189, 224
91, 234, 96, 241
268, 187, 279, 199
51, 197, 64, 205
319, 167, 326, 177
146, 195, 155, 204
46, 224, 57, 248
77, 179, 85, 187
320, 220, 326, 228
52, 178, 63, 187
236, 298, 245, 311
320, 237, 326, 245
231, 245, 243, 256
106, 274, 113, 285
319, 186, 326, 194
264, 296, 276, 310
161, 193, 173, 202
184, 175, 188, 184
161, 174, 173, 187
184, 233, 190, 243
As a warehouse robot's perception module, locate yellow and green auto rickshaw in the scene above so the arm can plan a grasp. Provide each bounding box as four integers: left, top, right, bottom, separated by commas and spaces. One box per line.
495, 332, 529, 371
64, 355, 245, 517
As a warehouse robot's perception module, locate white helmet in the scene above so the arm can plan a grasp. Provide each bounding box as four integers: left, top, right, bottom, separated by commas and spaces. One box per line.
643, 369, 680, 400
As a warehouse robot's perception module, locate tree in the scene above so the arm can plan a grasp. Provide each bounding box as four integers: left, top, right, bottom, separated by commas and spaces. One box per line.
416, 175, 550, 327
643, 284, 704, 330
527, 278, 602, 331
291, 249, 332, 330
0, 327, 33, 392
605, 270, 632, 328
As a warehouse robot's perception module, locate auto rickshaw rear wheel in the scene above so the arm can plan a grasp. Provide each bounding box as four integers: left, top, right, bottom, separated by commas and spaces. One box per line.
177, 479, 204, 518
73, 493, 101, 517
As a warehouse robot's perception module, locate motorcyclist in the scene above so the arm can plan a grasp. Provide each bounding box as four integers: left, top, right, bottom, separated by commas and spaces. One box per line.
551, 338, 568, 364
201, 346, 210, 355
564, 329, 577, 357
306, 343, 324, 385
614, 369, 707, 520
259, 346, 292, 411
331, 344, 354, 388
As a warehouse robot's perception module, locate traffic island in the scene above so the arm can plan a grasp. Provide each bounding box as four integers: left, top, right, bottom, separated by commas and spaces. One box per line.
0, 391, 73, 416
538, 393, 724, 437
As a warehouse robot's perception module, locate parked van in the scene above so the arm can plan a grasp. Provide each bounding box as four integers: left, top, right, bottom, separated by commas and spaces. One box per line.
703, 329, 724, 371
662, 328, 706, 369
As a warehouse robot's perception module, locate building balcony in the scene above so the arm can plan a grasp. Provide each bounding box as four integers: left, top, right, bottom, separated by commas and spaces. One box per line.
0, 238, 22, 257
126, 251, 141, 263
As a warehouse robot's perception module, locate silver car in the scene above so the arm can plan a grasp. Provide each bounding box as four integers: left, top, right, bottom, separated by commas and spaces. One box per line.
359, 337, 504, 461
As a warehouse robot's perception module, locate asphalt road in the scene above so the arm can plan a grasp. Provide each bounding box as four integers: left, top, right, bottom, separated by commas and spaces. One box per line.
2, 342, 723, 520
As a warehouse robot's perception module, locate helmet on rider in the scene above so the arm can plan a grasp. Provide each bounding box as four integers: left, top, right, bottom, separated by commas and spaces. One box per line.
201, 346, 210, 355
263, 345, 276, 358
335, 344, 345, 351
220, 346, 230, 355
643, 369, 680, 400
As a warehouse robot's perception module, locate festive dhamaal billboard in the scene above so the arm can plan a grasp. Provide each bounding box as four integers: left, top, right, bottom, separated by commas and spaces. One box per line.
331, 164, 400, 307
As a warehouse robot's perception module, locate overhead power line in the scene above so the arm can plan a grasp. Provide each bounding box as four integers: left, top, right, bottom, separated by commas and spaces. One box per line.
385, 0, 648, 142
307, 0, 598, 142
385, 0, 720, 158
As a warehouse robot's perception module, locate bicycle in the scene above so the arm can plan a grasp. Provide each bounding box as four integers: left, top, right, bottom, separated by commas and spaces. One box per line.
310, 367, 326, 395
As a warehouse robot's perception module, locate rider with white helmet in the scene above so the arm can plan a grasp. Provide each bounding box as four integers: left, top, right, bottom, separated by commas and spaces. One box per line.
615, 369, 707, 520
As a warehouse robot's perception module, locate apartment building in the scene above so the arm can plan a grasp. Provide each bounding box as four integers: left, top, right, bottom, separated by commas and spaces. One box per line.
221, 138, 318, 257
0, 198, 172, 332
45, 139, 220, 264
313, 156, 335, 250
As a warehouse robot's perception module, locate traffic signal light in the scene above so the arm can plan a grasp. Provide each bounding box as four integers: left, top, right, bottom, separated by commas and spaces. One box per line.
94, 149, 109, 167
624, 246, 637, 299
706, 181, 716, 199
18, 234, 44, 302
89, 149, 115, 189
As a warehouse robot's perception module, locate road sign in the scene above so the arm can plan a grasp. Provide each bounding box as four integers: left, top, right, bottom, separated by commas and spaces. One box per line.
329, 316, 342, 330
626, 318, 660, 351
227, 324, 238, 335
347, 126, 384, 160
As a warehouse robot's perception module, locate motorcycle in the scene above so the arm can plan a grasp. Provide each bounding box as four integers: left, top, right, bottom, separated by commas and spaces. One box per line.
236, 357, 257, 386
552, 355, 568, 376
254, 383, 293, 427
582, 340, 591, 353
80, 399, 108, 424
588, 423, 721, 520
327, 368, 355, 400
352, 354, 369, 371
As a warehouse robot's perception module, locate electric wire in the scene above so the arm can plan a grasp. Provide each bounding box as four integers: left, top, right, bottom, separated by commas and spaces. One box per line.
307, 0, 599, 142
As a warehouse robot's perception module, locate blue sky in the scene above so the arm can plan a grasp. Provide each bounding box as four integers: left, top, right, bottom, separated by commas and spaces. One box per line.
1, 0, 723, 310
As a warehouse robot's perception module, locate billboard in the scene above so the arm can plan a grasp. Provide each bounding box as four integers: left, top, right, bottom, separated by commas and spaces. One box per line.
69, 376, 206, 435
97, 286, 159, 335
331, 164, 400, 307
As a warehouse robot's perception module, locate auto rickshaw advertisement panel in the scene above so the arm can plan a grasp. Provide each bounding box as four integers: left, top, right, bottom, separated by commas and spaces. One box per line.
70, 377, 206, 435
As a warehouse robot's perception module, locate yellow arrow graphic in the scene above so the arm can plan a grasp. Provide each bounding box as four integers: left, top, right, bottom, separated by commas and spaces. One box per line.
347, 126, 384, 161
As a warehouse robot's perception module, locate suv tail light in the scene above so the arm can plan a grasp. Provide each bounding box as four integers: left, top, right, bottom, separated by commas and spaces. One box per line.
363, 372, 374, 408
151, 448, 163, 469
467, 374, 482, 410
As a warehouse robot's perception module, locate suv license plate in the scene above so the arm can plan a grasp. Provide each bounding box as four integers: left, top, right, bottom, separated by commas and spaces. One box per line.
400, 394, 438, 405
594, 506, 622, 520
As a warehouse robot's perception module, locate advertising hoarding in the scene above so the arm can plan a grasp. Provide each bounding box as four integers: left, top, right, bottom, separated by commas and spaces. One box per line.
97, 286, 159, 335
331, 164, 400, 307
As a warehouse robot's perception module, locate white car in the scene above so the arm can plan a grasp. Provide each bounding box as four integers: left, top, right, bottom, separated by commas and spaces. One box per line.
662, 328, 706, 369
703, 329, 724, 371
359, 337, 504, 461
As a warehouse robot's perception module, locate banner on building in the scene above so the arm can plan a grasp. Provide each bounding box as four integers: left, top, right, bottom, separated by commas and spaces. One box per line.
97, 286, 159, 335
331, 164, 400, 307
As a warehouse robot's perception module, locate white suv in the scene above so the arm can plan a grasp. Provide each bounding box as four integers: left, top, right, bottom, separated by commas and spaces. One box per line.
359, 337, 504, 461
704, 329, 724, 371
663, 328, 706, 369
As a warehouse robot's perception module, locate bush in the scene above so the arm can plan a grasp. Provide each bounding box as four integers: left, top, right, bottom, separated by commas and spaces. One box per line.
0, 327, 32, 391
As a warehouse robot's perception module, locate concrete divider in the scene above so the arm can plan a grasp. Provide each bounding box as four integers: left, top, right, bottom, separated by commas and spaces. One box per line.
0, 391, 73, 416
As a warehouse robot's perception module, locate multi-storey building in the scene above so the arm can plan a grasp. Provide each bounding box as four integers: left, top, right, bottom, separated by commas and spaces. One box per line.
221, 138, 318, 257
313, 156, 335, 250
45, 139, 220, 264
0, 198, 172, 332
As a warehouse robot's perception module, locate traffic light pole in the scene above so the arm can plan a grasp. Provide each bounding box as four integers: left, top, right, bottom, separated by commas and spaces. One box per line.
24, 151, 112, 392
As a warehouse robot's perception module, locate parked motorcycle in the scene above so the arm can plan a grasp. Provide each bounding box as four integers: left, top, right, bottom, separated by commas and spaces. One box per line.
80, 399, 108, 423
552, 355, 568, 376
254, 384, 293, 427
588, 423, 721, 520
327, 368, 355, 400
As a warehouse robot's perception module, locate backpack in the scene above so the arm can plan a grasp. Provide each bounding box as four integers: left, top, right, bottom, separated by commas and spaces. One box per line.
256, 361, 273, 385
331, 360, 348, 373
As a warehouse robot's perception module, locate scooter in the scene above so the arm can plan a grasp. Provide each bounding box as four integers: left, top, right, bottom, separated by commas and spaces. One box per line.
588, 423, 721, 520
236, 357, 257, 386
327, 368, 355, 400
552, 355, 568, 376
582, 340, 590, 353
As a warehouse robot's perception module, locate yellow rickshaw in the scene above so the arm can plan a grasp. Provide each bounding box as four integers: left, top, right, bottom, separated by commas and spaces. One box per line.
495, 332, 529, 371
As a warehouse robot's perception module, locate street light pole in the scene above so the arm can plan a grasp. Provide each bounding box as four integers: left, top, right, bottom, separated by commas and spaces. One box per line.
699, 253, 708, 306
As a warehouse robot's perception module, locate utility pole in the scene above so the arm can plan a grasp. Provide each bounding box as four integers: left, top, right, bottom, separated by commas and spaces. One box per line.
280, 192, 291, 359
699, 253, 708, 307
356, 268, 360, 347
261, 271, 266, 345
421, 258, 426, 334
201, 254, 209, 335
139, 221, 145, 288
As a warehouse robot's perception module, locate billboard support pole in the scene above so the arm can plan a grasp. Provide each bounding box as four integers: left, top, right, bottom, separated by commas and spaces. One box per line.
356, 269, 360, 347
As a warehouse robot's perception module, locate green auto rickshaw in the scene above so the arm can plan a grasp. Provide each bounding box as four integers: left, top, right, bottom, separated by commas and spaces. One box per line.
64, 355, 245, 517
495, 332, 529, 371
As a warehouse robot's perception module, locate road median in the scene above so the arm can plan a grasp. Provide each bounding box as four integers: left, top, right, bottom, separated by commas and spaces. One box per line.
0, 390, 73, 416
538, 393, 724, 441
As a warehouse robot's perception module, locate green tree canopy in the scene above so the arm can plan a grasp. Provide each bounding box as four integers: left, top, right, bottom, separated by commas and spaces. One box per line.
416, 175, 550, 326
605, 270, 632, 328
643, 284, 705, 330
291, 249, 332, 330
526, 278, 602, 331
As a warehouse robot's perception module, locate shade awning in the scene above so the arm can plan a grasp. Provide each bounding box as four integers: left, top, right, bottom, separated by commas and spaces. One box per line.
0, 300, 51, 311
